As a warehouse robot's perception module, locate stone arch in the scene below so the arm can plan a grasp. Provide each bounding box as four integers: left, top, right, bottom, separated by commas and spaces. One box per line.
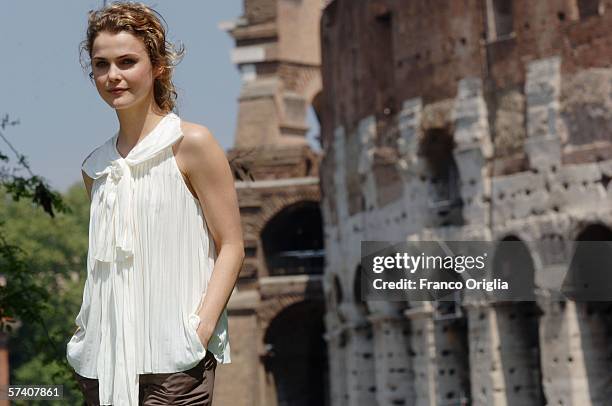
253, 191, 321, 238
563, 222, 612, 300
493, 229, 546, 275
258, 293, 310, 326
262, 299, 328, 406
251, 188, 321, 279
261, 200, 324, 277
492, 235, 537, 300
491, 235, 546, 405
564, 223, 612, 404
576, 223, 612, 239
567, 220, 612, 243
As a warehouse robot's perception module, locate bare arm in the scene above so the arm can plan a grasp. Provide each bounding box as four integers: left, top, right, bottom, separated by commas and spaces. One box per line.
82, 170, 93, 201
181, 123, 245, 347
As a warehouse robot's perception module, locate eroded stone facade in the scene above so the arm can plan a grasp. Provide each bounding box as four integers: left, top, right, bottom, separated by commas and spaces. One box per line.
320, 1, 612, 405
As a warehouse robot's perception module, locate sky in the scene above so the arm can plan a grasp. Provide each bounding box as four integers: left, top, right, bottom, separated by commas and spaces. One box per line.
0, 0, 284, 193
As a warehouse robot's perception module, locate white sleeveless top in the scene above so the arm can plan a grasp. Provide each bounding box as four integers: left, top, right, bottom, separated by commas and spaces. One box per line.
66, 112, 231, 406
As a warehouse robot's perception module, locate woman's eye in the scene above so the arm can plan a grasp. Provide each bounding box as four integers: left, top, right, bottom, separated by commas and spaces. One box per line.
93, 60, 134, 68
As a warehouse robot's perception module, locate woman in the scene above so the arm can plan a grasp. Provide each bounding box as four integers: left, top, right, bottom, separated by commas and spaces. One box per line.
66, 3, 244, 405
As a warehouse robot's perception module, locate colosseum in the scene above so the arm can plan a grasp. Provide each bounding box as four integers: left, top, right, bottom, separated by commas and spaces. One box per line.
218, 0, 612, 405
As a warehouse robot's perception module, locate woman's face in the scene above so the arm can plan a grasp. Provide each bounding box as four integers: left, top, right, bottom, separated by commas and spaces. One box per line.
90, 30, 160, 111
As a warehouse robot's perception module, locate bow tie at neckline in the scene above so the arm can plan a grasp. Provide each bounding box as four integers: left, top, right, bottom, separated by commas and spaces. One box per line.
113, 113, 175, 161
82, 111, 183, 269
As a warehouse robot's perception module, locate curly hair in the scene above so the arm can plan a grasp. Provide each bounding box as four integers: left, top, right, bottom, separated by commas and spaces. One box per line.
79, 2, 185, 113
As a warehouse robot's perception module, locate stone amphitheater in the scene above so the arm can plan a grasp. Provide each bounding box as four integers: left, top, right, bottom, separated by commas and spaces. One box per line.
217, 0, 612, 405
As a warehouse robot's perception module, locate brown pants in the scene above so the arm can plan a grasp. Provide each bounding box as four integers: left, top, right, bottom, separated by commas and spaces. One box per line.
74, 351, 217, 405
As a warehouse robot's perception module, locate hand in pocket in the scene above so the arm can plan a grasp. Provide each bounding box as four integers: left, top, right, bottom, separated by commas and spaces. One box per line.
194, 317, 213, 350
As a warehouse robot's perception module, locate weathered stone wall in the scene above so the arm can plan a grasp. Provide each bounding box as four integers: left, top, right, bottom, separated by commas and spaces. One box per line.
220, 1, 327, 405
215, 299, 260, 406
320, 1, 612, 405
277, 0, 322, 65
245, 0, 277, 24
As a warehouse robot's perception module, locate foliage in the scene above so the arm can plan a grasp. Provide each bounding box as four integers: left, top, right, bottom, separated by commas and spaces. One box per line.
0, 114, 87, 404
2, 182, 90, 405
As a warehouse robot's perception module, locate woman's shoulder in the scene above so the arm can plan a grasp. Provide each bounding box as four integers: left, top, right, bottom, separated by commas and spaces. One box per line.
179, 120, 215, 144
178, 120, 223, 155
176, 120, 227, 175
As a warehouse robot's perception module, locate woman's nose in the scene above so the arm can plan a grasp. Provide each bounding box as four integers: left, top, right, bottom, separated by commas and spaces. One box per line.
108, 63, 122, 81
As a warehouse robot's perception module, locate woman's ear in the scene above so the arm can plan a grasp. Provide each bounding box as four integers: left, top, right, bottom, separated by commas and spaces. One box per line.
154, 65, 164, 79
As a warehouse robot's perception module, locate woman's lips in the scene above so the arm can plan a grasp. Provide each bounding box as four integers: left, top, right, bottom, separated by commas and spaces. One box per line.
110, 88, 128, 95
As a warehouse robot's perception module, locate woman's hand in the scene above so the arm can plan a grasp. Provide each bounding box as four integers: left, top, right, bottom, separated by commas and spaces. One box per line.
196, 321, 214, 349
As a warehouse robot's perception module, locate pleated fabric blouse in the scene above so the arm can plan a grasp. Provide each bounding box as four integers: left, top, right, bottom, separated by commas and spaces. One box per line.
66, 112, 231, 406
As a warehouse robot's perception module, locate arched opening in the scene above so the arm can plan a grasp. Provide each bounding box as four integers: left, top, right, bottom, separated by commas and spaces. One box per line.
563, 224, 612, 300
492, 236, 545, 405
419, 127, 464, 226
263, 300, 329, 406
566, 224, 612, 403
261, 201, 324, 276
492, 236, 537, 301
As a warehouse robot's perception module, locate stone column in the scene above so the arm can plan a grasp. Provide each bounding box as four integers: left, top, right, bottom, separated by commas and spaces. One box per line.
216, 290, 261, 406
323, 316, 349, 406
538, 298, 591, 405
341, 303, 378, 406
404, 303, 436, 406
465, 294, 545, 405
452, 77, 493, 226
431, 307, 471, 405
367, 305, 416, 406
464, 301, 507, 406
524, 56, 563, 173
